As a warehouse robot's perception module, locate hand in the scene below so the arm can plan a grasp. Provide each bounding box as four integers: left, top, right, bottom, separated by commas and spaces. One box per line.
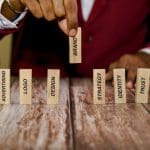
10, 0, 78, 36
106, 53, 150, 89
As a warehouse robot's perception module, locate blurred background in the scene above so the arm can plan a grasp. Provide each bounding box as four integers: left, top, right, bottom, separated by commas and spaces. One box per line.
0, 35, 12, 68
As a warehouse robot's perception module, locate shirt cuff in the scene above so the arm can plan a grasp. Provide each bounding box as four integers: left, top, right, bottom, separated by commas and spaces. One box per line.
139, 48, 150, 55
0, 0, 27, 29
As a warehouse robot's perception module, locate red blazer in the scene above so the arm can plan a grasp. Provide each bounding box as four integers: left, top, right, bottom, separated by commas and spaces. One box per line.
1, 0, 150, 77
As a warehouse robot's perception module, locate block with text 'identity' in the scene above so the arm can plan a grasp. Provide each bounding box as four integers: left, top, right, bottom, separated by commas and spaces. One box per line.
113, 69, 126, 103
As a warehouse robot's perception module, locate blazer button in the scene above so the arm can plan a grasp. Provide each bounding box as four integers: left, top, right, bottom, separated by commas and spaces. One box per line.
88, 36, 93, 41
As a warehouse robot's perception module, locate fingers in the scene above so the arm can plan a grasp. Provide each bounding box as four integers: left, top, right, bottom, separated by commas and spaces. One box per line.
58, 19, 68, 35
64, 0, 78, 36
21, 0, 78, 35
38, 0, 55, 21
52, 0, 65, 18
21, 0, 42, 18
106, 61, 118, 81
126, 69, 136, 89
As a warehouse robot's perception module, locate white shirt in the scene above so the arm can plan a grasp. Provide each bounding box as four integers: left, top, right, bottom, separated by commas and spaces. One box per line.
81, 0, 95, 21
0, 0, 149, 54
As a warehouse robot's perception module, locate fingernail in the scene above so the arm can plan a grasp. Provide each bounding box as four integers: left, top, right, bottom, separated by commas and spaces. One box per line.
69, 29, 77, 36
127, 81, 133, 89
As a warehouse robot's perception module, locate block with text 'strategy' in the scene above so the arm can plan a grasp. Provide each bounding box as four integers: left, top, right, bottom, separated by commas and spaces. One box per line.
93, 69, 105, 104
136, 68, 150, 103
19, 69, 32, 104
0, 69, 10, 104
69, 27, 82, 64
113, 69, 126, 103
47, 69, 60, 104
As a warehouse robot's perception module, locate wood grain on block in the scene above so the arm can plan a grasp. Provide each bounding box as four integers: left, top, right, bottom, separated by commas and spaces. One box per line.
0, 78, 73, 149
70, 78, 150, 150
19, 69, 32, 104
69, 27, 82, 64
47, 69, 60, 104
0, 69, 10, 104
136, 68, 150, 103
93, 69, 105, 104
113, 69, 126, 103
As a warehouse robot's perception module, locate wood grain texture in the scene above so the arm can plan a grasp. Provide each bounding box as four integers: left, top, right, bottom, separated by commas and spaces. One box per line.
70, 78, 150, 150
0, 78, 73, 150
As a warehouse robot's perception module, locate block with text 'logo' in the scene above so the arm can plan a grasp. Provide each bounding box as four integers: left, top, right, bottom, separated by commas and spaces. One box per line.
19, 69, 32, 104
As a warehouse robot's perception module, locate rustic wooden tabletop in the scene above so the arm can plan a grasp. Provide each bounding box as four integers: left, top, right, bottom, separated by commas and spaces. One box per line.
0, 78, 150, 150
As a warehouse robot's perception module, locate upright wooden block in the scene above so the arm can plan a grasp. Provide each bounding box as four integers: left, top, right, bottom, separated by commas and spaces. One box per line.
136, 68, 150, 103
47, 69, 60, 104
0, 69, 10, 104
113, 69, 126, 103
19, 69, 32, 104
69, 27, 82, 64
93, 69, 105, 104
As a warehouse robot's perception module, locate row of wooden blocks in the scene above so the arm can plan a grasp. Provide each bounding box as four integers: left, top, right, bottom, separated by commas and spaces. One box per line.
0, 68, 149, 104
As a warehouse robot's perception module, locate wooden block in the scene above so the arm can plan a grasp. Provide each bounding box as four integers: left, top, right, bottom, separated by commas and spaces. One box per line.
113, 69, 126, 103
93, 69, 105, 104
135, 68, 150, 103
0, 69, 10, 104
47, 69, 60, 104
69, 27, 82, 64
19, 69, 32, 104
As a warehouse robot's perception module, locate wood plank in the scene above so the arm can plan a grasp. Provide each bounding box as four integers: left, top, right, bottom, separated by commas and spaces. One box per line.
0, 78, 73, 150
70, 78, 150, 150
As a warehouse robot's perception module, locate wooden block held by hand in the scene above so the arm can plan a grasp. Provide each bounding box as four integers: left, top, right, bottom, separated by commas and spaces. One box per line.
19, 69, 32, 104
69, 27, 82, 64
136, 68, 150, 103
47, 69, 60, 104
113, 69, 126, 103
93, 69, 105, 104
0, 69, 10, 104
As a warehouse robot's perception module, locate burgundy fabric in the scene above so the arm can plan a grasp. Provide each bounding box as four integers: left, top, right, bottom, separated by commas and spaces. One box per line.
1, 0, 150, 77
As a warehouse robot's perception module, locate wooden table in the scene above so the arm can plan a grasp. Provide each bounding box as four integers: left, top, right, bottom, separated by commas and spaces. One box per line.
0, 78, 150, 150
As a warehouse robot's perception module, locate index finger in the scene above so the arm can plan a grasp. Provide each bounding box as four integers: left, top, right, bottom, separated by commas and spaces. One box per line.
64, 0, 78, 36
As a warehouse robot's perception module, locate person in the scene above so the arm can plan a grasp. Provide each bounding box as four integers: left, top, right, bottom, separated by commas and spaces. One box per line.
0, 0, 150, 89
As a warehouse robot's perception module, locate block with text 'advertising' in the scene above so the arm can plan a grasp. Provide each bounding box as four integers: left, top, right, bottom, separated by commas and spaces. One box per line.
0, 69, 10, 104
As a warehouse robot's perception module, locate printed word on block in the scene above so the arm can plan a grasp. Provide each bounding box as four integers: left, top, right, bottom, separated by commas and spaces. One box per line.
0, 69, 10, 104
19, 69, 32, 104
136, 68, 150, 103
93, 69, 105, 104
69, 27, 82, 64
47, 69, 60, 104
113, 69, 126, 103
